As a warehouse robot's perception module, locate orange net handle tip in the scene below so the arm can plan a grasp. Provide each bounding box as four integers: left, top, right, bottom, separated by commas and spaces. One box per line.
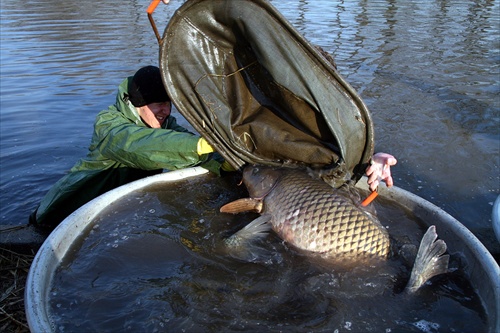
147, 0, 161, 15
361, 190, 378, 207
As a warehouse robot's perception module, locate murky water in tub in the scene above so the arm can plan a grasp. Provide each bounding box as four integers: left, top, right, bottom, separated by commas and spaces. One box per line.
50, 173, 486, 333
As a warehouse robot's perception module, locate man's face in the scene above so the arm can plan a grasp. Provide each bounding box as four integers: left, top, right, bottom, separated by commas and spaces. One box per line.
138, 101, 172, 128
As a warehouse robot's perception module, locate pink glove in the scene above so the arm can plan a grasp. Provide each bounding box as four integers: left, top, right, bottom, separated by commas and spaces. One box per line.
365, 153, 398, 192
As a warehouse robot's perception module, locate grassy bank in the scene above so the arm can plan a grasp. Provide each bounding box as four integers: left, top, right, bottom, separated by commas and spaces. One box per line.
0, 247, 33, 333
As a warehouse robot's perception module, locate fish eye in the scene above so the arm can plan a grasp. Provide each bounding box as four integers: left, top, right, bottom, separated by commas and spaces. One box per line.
252, 168, 259, 175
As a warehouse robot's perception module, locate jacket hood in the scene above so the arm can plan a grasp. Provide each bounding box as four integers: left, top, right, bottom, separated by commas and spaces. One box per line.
115, 77, 144, 126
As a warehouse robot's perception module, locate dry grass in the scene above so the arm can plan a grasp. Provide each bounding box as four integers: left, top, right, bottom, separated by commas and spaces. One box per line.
0, 247, 33, 333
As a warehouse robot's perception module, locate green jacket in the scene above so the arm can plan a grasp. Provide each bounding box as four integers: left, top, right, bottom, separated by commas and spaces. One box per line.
31, 77, 221, 229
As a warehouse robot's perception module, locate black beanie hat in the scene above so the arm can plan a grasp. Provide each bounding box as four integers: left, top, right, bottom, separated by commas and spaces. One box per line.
128, 66, 170, 107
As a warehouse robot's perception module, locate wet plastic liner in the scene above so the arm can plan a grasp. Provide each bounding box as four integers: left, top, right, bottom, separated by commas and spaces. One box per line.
160, 0, 374, 185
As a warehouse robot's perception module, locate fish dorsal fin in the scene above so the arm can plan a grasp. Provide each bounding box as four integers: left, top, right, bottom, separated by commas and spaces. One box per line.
220, 198, 263, 213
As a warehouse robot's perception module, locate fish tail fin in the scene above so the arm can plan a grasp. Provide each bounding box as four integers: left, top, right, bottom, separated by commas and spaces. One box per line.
404, 225, 449, 294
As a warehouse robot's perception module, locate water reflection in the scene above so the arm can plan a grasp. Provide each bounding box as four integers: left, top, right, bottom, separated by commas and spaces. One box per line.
0, 0, 498, 257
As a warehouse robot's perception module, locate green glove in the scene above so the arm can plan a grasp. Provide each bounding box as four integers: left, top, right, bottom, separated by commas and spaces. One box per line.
197, 137, 214, 155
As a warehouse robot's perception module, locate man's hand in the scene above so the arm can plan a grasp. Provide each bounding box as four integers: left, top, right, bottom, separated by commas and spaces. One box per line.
366, 152, 397, 192
197, 137, 214, 155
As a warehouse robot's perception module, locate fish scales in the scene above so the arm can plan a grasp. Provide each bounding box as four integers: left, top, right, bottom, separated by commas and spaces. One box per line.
252, 168, 390, 258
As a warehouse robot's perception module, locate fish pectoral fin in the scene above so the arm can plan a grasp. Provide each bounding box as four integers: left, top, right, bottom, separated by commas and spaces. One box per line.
220, 198, 263, 213
223, 215, 273, 262
224, 215, 272, 249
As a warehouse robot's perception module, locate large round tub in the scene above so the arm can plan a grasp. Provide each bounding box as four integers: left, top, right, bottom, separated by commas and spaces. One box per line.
25, 167, 500, 332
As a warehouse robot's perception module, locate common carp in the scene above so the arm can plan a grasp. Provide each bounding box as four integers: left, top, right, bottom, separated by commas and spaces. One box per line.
220, 165, 449, 293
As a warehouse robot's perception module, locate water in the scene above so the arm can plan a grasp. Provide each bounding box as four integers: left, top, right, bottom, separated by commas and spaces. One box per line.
49, 173, 486, 332
1, 0, 499, 248
2, 0, 498, 255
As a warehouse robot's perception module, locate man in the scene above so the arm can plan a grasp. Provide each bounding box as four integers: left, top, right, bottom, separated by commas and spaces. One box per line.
30, 65, 397, 230
29, 66, 223, 229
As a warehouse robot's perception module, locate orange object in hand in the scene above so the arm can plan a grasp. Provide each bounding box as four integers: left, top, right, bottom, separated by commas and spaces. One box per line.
361, 190, 378, 207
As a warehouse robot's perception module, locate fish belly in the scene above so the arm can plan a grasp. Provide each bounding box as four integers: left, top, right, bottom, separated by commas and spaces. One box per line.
265, 171, 390, 259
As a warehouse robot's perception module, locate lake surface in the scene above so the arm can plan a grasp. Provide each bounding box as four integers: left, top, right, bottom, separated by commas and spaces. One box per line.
0, 1, 498, 251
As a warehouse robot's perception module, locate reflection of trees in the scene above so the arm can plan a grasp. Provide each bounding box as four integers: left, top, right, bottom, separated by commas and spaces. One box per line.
265, 0, 499, 252
1, 0, 176, 97
3, 0, 158, 56
349, 0, 499, 253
